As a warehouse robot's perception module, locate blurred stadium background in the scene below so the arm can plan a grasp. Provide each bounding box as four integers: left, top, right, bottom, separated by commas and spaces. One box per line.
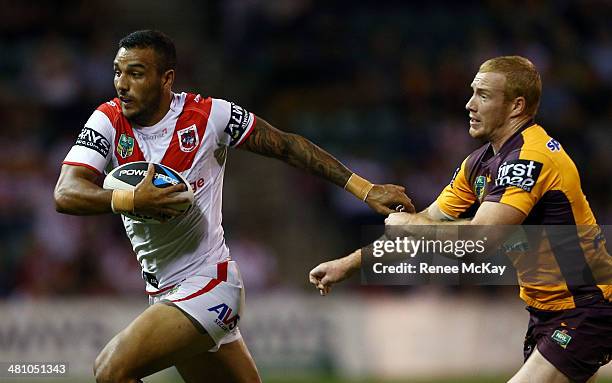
1, 1, 611, 382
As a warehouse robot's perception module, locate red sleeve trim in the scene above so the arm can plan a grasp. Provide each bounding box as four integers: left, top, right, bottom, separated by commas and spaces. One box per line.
235, 115, 257, 147
96, 99, 122, 122
62, 161, 102, 175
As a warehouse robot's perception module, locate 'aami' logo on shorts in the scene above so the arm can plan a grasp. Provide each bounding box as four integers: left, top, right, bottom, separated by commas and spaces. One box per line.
495, 159, 543, 192
208, 303, 240, 331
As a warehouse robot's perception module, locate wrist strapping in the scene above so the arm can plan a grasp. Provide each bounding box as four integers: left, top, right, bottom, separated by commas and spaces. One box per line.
111, 189, 135, 214
344, 173, 374, 201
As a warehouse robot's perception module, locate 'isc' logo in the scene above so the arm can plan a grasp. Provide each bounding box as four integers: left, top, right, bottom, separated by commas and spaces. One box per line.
208, 303, 240, 330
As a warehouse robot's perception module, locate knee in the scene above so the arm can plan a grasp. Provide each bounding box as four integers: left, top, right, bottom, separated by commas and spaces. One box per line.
506, 372, 529, 383
234, 374, 261, 383
93, 351, 113, 383
94, 349, 131, 383
242, 371, 262, 383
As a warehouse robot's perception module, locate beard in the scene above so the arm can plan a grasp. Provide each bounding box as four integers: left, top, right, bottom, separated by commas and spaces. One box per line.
125, 88, 163, 126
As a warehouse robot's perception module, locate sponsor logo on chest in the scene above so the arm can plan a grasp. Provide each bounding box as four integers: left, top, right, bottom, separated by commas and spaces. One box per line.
189, 177, 207, 193
495, 159, 543, 192
140, 128, 169, 141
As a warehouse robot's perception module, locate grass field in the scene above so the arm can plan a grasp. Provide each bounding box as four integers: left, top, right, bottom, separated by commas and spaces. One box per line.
263, 377, 612, 383
7, 376, 612, 383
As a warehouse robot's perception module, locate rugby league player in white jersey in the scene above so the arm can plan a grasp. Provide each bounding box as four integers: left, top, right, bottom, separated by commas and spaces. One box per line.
53, 30, 413, 383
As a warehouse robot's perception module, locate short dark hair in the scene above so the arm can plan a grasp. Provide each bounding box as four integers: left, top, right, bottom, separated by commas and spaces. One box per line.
118, 30, 177, 72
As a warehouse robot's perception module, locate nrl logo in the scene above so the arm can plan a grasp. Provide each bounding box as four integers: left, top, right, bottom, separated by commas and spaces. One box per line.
551, 329, 572, 349
474, 175, 487, 201
117, 133, 134, 158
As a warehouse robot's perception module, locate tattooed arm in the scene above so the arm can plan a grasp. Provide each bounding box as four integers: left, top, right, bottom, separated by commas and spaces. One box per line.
239, 117, 414, 214
240, 117, 351, 187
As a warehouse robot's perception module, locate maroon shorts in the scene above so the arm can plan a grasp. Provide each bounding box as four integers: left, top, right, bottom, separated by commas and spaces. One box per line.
523, 301, 612, 383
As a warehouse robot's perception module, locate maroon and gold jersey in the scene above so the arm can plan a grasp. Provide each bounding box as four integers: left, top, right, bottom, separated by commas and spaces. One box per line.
436, 122, 611, 310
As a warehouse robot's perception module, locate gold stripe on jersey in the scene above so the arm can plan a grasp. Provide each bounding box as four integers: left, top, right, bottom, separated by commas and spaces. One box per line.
436, 157, 477, 219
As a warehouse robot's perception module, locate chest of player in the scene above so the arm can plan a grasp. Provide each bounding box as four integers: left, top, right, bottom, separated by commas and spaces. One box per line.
468, 154, 543, 202
110, 111, 221, 194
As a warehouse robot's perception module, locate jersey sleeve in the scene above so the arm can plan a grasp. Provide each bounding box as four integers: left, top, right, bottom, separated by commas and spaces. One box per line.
436, 157, 478, 219
485, 149, 559, 216
62, 110, 114, 174
209, 98, 257, 148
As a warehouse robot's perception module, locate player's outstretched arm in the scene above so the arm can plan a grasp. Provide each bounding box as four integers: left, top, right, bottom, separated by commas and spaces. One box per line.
309, 204, 441, 295
54, 164, 189, 220
309, 249, 362, 296
240, 117, 414, 214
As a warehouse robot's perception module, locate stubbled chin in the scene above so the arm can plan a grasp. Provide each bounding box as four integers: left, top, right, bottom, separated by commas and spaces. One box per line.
469, 126, 482, 139
121, 105, 134, 117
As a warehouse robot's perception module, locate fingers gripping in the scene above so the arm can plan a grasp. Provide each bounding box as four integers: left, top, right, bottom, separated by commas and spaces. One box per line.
309, 265, 332, 296
144, 163, 156, 183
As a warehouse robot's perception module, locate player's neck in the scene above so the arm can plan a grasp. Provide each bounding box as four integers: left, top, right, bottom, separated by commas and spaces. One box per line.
133, 91, 173, 127
490, 115, 532, 154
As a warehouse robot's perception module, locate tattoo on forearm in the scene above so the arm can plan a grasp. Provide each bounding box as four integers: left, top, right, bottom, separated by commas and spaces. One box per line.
241, 120, 352, 187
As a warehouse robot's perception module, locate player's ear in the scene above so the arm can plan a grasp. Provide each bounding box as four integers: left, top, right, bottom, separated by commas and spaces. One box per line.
509, 96, 526, 118
162, 69, 175, 90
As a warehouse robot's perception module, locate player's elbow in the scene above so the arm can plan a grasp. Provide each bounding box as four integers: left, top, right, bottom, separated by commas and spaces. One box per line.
53, 184, 72, 214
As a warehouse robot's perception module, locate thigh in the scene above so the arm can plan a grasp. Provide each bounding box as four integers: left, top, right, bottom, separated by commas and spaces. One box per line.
175, 337, 261, 383
522, 303, 612, 382
96, 303, 215, 379
509, 347, 570, 383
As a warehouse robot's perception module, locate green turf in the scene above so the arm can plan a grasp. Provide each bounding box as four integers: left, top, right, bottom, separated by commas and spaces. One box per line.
264, 378, 612, 383
6, 376, 612, 383
262, 378, 612, 383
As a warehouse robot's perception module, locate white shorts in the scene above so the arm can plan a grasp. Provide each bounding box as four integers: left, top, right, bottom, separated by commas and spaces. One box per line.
148, 260, 245, 352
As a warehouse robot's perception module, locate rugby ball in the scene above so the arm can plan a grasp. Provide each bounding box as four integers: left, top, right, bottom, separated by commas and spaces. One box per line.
103, 161, 194, 223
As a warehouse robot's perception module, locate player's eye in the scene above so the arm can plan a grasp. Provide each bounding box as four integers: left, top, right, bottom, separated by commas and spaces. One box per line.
114, 70, 121, 77
131, 72, 143, 78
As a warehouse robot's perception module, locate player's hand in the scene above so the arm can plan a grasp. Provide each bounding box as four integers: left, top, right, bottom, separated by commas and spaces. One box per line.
384, 212, 422, 238
385, 212, 416, 226
133, 163, 190, 221
365, 184, 415, 215
309, 256, 357, 296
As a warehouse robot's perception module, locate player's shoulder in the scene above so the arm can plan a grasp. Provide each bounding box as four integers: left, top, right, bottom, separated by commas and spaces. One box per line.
466, 142, 490, 163
95, 98, 122, 122
460, 142, 491, 179
181, 92, 219, 109
517, 124, 573, 167
182, 92, 210, 106
496, 124, 578, 187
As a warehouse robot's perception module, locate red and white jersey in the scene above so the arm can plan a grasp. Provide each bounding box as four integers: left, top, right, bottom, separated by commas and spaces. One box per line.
63, 92, 256, 292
